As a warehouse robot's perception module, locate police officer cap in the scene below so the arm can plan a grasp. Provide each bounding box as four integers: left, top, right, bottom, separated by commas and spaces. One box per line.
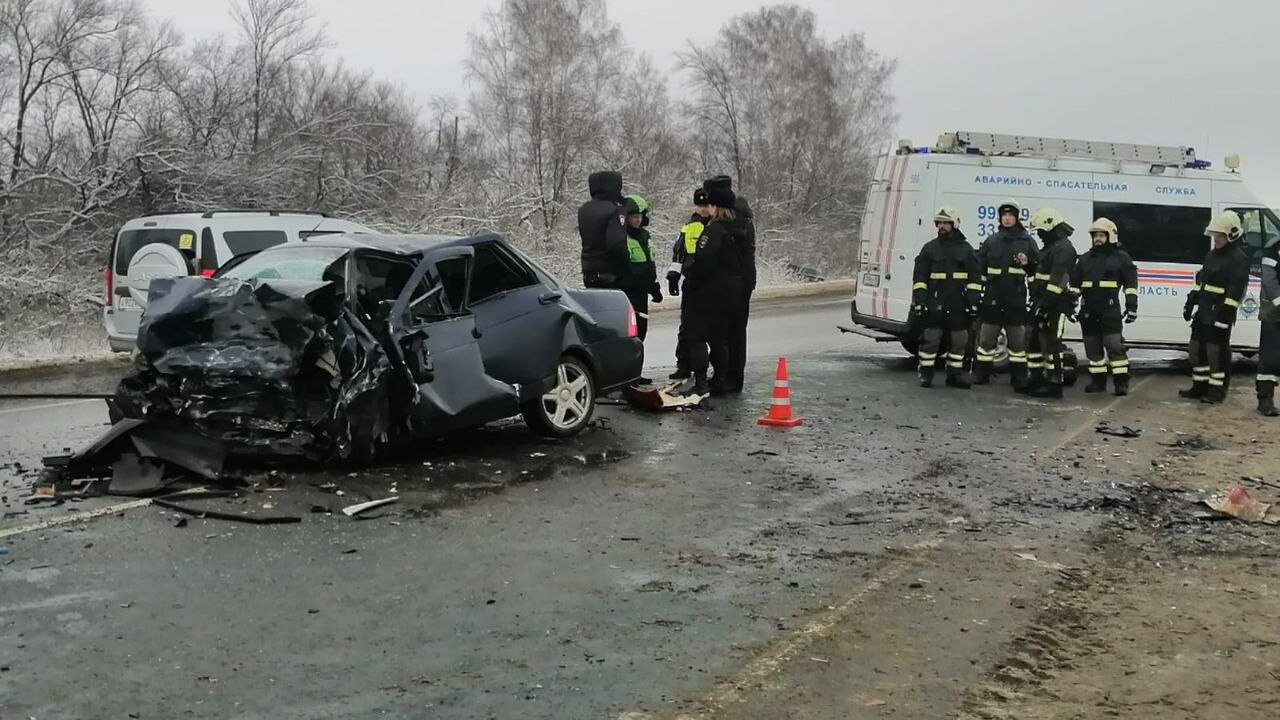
703, 176, 736, 209
693, 187, 709, 205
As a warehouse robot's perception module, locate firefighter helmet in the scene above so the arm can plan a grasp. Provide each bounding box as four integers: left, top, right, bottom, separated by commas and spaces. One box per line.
1088, 217, 1119, 244
1029, 208, 1067, 232
1204, 210, 1243, 240
997, 199, 1021, 217
933, 206, 961, 226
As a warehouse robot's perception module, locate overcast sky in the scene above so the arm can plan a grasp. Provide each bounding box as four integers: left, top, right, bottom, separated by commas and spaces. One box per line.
145, 0, 1280, 203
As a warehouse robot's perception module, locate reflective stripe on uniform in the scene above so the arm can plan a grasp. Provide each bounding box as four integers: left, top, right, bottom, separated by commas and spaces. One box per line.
1273, 297, 1280, 307
1098, 280, 1119, 288
1191, 283, 1203, 291
947, 352, 965, 369
635, 311, 649, 319
917, 352, 938, 361
1034, 273, 1051, 281
1079, 281, 1094, 288
986, 267, 1003, 275
930, 272, 948, 280
1203, 284, 1225, 294
975, 349, 996, 362
1007, 267, 1026, 275
1088, 360, 1108, 374
1214, 321, 1230, 329
913, 282, 928, 290
1046, 284, 1063, 294
1110, 359, 1130, 375
1125, 287, 1138, 296
1263, 257, 1278, 268
680, 222, 704, 255
966, 283, 984, 292
953, 272, 970, 279
1224, 297, 1240, 307
1208, 377, 1225, 387
1008, 351, 1028, 364
1259, 374, 1280, 382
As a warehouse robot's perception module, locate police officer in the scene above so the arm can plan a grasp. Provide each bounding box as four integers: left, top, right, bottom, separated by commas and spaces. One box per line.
1025, 208, 1078, 399
974, 199, 1038, 389
1180, 211, 1251, 404
911, 207, 982, 388
667, 188, 710, 380
680, 181, 741, 396
578, 170, 629, 289
620, 195, 662, 344
1255, 228, 1280, 416
703, 175, 756, 394
1071, 218, 1138, 396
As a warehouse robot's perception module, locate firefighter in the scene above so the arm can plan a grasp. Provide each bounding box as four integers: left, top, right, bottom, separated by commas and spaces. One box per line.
577, 170, 629, 289
1070, 218, 1138, 396
974, 199, 1038, 389
1180, 211, 1251, 404
666, 188, 710, 380
620, 195, 662, 345
1256, 229, 1280, 416
911, 207, 982, 388
1025, 208, 1078, 399
679, 181, 741, 396
703, 175, 756, 394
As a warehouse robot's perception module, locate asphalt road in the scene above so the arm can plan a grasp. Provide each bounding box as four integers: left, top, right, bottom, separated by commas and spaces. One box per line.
0, 294, 1226, 719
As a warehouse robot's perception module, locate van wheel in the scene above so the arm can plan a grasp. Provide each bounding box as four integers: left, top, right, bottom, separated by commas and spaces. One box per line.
900, 338, 918, 355
522, 356, 596, 438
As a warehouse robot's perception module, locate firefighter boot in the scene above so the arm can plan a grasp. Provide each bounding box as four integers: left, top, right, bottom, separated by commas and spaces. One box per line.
945, 367, 971, 389
1258, 381, 1279, 417
669, 367, 692, 381
918, 367, 934, 388
683, 370, 710, 397
1010, 365, 1030, 394
1113, 375, 1130, 397
1029, 371, 1064, 399
1179, 382, 1208, 400
1084, 374, 1108, 393
1201, 385, 1227, 405
972, 362, 992, 385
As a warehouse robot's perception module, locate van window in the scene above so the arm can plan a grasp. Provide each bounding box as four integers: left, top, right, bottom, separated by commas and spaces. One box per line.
223, 230, 289, 258
114, 228, 197, 274
1231, 208, 1280, 264
1093, 202, 1210, 264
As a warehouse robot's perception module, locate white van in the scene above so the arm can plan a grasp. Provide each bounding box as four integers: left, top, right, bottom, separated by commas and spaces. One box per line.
104, 210, 373, 351
848, 131, 1276, 359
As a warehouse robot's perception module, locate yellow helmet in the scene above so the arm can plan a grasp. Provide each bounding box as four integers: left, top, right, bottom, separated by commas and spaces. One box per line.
933, 206, 961, 226
1204, 210, 1243, 240
1088, 217, 1119, 244
1029, 208, 1067, 232
997, 199, 1021, 217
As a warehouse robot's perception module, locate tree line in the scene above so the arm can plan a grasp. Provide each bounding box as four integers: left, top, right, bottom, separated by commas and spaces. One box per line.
0, 0, 896, 355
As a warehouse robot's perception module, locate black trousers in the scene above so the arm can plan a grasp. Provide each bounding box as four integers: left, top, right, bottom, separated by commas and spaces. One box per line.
683, 293, 729, 374
1188, 324, 1233, 390
624, 289, 650, 342
724, 287, 753, 387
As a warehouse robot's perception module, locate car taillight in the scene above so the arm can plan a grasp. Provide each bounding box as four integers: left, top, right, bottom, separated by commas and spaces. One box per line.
627, 306, 638, 337
104, 269, 113, 305
200, 269, 215, 278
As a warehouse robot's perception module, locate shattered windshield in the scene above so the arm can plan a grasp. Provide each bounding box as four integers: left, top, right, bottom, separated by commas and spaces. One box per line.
219, 246, 348, 281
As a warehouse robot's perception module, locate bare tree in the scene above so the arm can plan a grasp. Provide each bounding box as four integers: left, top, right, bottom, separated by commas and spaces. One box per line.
229, 0, 325, 152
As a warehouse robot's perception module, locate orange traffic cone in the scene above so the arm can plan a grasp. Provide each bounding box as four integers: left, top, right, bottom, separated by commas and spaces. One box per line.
758, 357, 802, 427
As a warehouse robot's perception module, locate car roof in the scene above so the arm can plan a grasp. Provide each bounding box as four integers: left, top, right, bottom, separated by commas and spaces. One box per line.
277, 232, 504, 255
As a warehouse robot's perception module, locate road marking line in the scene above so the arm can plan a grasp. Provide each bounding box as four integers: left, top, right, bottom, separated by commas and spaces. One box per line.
0, 499, 152, 539
0, 399, 98, 417
1043, 375, 1155, 459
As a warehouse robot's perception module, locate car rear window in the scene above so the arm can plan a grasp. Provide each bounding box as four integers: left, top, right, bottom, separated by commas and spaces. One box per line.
114, 228, 197, 275
224, 230, 289, 257
219, 246, 349, 281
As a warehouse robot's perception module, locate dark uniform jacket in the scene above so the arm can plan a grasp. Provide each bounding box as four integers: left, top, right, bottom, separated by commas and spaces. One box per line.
731, 197, 757, 292
578, 171, 629, 281
683, 220, 740, 300
1185, 243, 1251, 329
912, 228, 982, 328
1070, 244, 1138, 332
1030, 232, 1078, 316
976, 225, 1039, 321
1261, 240, 1279, 324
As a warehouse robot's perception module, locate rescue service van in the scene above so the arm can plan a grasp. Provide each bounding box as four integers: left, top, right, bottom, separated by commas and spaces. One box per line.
848, 131, 1276, 358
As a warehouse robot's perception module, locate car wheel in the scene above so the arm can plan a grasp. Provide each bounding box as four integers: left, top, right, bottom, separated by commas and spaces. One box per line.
899, 337, 918, 355
522, 356, 596, 438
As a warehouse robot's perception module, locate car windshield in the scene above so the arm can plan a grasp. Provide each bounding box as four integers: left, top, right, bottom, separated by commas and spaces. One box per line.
219, 246, 349, 281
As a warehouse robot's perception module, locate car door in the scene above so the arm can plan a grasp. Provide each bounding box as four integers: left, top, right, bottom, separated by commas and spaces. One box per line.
388, 246, 519, 435
465, 241, 567, 386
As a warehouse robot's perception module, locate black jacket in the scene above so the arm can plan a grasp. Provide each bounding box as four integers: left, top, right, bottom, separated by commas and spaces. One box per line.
731, 196, 757, 291
1071, 244, 1138, 322
1262, 240, 1280, 324
977, 225, 1039, 311
912, 229, 981, 317
578, 171, 629, 280
1030, 230, 1078, 315
1186, 242, 1251, 329
683, 219, 740, 297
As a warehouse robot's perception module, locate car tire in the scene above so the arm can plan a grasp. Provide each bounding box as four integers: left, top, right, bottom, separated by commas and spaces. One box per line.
899, 337, 918, 356
521, 355, 596, 438
1062, 348, 1079, 387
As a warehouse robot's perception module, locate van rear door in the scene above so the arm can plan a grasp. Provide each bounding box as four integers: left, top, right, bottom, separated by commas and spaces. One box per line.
112, 224, 198, 310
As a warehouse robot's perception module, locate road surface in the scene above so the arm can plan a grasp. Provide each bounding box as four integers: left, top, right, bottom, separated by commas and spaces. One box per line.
2, 294, 1276, 720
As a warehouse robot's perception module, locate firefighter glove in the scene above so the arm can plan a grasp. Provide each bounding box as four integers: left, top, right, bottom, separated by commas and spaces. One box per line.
650, 284, 663, 304
1183, 305, 1194, 323
1125, 309, 1137, 324
667, 275, 680, 296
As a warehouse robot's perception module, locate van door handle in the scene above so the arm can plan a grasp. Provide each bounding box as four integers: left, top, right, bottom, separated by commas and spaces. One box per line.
472, 327, 482, 339
538, 291, 563, 305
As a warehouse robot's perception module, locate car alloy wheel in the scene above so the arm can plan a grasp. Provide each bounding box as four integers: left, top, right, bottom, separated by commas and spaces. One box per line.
525, 356, 596, 437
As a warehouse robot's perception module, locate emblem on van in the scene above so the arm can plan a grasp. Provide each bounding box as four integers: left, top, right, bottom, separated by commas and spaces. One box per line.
1242, 296, 1259, 316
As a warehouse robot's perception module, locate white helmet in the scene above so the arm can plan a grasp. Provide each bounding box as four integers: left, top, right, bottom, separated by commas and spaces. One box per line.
1204, 211, 1243, 241
1088, 217, 1119, 244
933, 206, 961, 226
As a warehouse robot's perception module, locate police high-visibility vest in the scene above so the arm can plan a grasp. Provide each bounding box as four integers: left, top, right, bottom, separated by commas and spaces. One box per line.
627, 236, 649, 263
681, 221, 704, 255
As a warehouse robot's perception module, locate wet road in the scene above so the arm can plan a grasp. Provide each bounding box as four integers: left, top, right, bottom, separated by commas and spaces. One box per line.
0, 294, 1212, 719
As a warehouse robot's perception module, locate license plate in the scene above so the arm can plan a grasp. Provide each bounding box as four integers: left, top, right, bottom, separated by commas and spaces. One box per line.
115, 295, 140, 312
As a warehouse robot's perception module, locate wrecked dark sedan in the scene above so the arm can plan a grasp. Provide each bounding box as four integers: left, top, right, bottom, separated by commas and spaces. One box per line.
112, 233, 643, 461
